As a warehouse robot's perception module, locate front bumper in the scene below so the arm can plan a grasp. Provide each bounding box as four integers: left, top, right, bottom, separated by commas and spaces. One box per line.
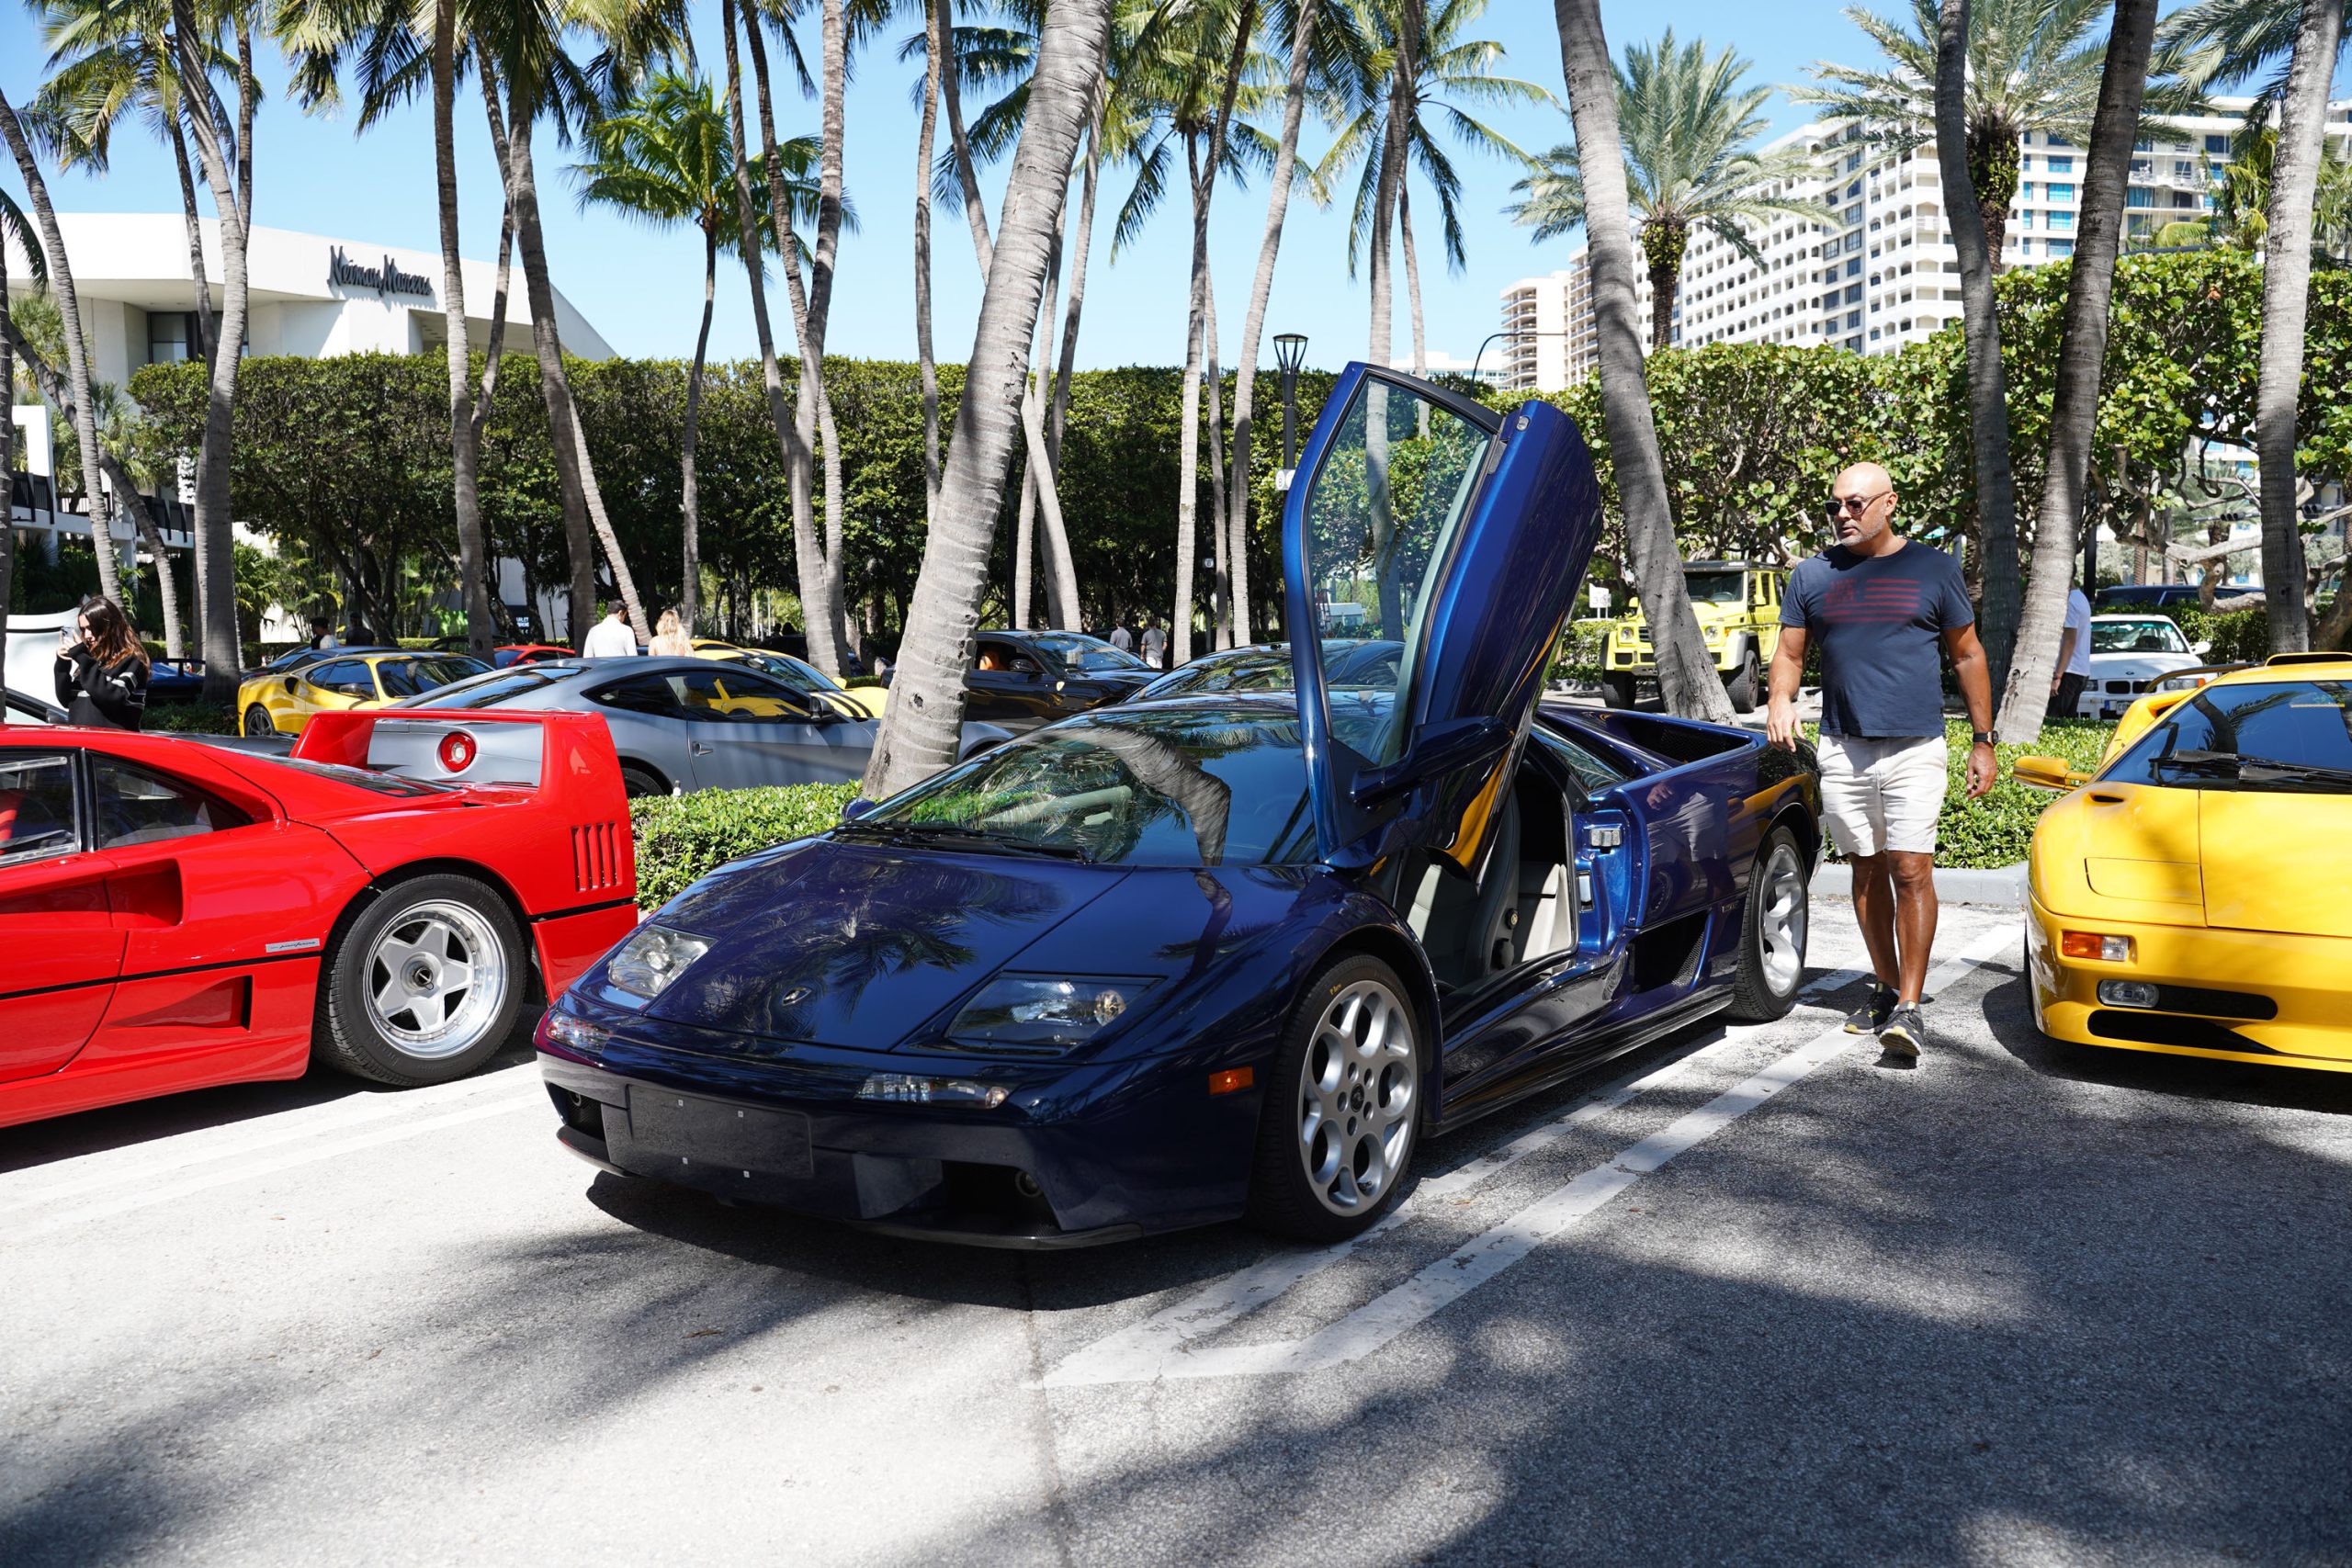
2024, 894, 2352, 1070
536, 1021, 1262, 1247
1604, 640, 1740, 674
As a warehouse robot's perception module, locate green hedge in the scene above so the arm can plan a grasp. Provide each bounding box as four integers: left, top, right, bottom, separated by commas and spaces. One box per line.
145, 704, 238, 734
1813, 718, 2114, 871
2168, 604, 2269, 665
629, 783, 857, 909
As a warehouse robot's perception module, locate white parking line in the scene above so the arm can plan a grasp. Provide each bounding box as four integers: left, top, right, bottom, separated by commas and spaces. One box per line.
16, 1092, 545, 1236
0, 1060, 547, 1212
1043, 934, 2013, 1386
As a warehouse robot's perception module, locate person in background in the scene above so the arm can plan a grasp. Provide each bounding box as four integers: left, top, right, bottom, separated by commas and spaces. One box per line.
580, 603, 637, 660
1140, 618, 1168, 671
55, 596, 150, 730
1108, 621, 1134, 654
308, 616, 336, 650
2052, 573, 2093, 719
649, 608, 693, 659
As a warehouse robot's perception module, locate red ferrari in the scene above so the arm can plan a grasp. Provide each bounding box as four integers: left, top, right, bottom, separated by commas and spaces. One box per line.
0, 709, 638, 1128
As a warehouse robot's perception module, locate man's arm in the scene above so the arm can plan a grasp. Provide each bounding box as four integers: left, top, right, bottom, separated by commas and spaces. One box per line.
1765, 624, 1806, 750
2052, 626, 2077, 693
1944, 623, 1996, 799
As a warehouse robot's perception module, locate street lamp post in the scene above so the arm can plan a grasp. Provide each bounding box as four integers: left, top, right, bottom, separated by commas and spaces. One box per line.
1273, 333, 1307, 476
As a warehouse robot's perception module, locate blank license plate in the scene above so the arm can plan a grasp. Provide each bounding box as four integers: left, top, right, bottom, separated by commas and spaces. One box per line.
628, 1089, 814, 1179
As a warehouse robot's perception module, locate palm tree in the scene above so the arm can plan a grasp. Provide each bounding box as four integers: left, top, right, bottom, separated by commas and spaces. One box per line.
575, 72, 820, 632
2162, 0, 2348, 652
1319, 0, 1550, 370
1222, 0, 1329, 649
2146, 127, 2352, 256
1508, 32, 1829, 350
1993, 0, 2162, 741
0, 86, 124, 608
1543, 1, 1733, 724
863, 0, 1112, 798
1793, 0, 2129, 267
0, 190, 35, 637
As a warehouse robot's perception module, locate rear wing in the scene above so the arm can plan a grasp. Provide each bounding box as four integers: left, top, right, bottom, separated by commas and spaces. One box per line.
294, 707, 624, 806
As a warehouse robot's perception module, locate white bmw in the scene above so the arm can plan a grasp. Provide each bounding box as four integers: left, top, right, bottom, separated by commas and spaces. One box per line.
2075, 614, 2211, 718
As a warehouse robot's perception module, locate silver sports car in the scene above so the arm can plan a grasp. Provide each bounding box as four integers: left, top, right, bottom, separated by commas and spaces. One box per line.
394, 657, 1012, 797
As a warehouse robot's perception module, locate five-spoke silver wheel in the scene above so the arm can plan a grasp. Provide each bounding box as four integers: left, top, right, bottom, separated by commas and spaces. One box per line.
1755, 840, 1808, 997
1295, 977, 1418, 1218
363, 899, 508, 1060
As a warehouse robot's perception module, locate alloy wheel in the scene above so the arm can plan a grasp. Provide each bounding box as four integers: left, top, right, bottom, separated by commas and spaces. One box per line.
1756, 840, 1808, 996
363, 898, 509, 1060
1295, 978, 1417, 1217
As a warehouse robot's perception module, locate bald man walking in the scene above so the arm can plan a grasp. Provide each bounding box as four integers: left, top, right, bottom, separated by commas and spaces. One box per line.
1765, 463, 1996, 1061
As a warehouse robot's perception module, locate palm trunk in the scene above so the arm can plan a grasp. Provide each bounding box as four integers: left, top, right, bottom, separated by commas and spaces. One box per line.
1550, 0, 1733, 723
1224, 0, 1324, 650
2256, 0, 2344, 654
683, 228, 717, 630
1205, 279, 1230, 649
128, 498, 182, 660
1023, 165, 1082, 632
1049, 99, 1103, 467
1938, 0, 2022, 688
1013, 465, 1036, 629
863, 0, 1112, 800
1398, 177, 1427, 377
497, 73, 649, 645
1970, 114, 2020, 269
167, 0, 243, 701
167, 114, 211, 367
1993, 0, 2158, 741
915, 0, 944, 520
433, 0, 492, 659
1363, 67, 1410, 640
744, 14, 848, 677
0, 88, 123, 605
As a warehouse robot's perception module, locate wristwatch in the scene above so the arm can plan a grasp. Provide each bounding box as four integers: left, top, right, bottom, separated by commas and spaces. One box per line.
1972, 731, 1996, 747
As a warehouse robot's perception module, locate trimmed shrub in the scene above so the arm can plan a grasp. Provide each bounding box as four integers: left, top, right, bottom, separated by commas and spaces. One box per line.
144, 704, 239, 735
1814, 718, 2113, 871
629, 783, 857, 909
2168, 604, 2268, 666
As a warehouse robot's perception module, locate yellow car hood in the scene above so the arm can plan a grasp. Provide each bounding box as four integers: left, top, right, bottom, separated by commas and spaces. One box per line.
2032, 781, 2352, 937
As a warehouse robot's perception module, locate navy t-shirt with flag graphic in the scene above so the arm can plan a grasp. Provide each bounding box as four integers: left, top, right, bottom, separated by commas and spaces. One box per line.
1781, 541, 1973, 739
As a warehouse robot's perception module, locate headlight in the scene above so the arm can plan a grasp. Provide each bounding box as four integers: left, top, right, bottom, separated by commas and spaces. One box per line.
606, 924, 711, 1001
945, 976, 1154, 1052
539, 1007, 610, 1054
1702, 624, 1723, 643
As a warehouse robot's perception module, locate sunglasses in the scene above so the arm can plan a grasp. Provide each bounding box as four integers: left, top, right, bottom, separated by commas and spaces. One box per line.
1826, 491, 1889, 517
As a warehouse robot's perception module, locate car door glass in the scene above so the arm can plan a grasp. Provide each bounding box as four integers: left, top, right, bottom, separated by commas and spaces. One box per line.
1297, 378, 1494, 762
0, 753, 80, 866
674, 667, 809, 722
592, 675, 680, 717
92, 758, 243, 850
307, 660, 374, 697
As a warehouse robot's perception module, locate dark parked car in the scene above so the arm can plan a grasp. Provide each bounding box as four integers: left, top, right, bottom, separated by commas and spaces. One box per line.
2096, 583, 2263, 612
537, 365, 1824, 1248
955, 629, 1155, 730
144, 658, 208, 705
1131, 640, 1404, 703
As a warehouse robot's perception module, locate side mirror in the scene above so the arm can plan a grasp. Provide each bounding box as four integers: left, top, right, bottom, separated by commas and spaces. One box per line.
2192, 638, 2211, 656
841, 796, 876, 821
2011, 755, 2088, 793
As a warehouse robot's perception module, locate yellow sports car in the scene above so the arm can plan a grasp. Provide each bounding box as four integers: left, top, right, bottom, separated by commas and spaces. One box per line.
2013, 652, 2352, 1073
239, 650, 488, 737
692, 640, 886, 718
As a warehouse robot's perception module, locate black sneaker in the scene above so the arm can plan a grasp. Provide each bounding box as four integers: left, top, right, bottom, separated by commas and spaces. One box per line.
1845, 984, 1897, 1035
1878, 1003, 1927, 1060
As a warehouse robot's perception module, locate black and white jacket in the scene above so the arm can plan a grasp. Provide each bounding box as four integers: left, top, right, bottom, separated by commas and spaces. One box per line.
55, 647, 150, 730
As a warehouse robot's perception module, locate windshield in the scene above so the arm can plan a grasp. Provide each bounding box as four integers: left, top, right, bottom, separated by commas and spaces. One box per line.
2105, 679, 2352, 792
1030, 633, 1146, 672
377, 657, 486, 698
1684, 570, 1747, 606
396, 668, 557, 710
737, 651, 844, 694
857, 707, 1316, 866
2090, 619, 2188, 655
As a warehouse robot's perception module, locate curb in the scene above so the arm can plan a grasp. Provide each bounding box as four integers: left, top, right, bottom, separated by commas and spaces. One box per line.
1812, 861, 2028, 908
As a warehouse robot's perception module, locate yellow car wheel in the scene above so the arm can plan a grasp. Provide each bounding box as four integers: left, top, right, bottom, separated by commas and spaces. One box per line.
243, 704, 277, 738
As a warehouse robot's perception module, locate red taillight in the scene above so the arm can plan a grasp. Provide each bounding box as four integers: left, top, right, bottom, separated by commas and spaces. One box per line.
437, 730, 478, 773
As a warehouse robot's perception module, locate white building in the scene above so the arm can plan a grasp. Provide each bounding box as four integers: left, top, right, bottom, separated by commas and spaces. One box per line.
1496, 99, 2352, 391
8, 213, 609, 583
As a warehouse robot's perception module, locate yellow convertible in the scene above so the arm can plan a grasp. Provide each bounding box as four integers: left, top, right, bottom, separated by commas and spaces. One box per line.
2014, 653, 2352, 1072
239, 651, 488, 737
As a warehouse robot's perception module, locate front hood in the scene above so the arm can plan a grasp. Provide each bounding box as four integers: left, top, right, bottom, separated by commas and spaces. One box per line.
642, 840, 1125, 1047
2030, 783, 2204, 927
2199, 792, 2352, 937
2092, 653, 2200, 681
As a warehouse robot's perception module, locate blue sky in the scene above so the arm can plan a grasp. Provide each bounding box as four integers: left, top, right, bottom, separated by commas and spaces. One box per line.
0, 0, 2206, 375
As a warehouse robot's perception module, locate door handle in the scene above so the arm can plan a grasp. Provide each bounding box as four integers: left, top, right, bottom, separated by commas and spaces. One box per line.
690, 742, 714, 756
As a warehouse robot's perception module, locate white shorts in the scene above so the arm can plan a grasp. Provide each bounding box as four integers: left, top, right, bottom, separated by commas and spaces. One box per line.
1817, 732, 1948, 858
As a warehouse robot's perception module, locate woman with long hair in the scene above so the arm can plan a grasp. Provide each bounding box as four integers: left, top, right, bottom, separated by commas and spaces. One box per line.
649, 608, 694, 660
54, 595, 151, 730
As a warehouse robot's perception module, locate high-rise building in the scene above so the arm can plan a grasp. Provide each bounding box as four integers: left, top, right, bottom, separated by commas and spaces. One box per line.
1495, 101, 2352, 392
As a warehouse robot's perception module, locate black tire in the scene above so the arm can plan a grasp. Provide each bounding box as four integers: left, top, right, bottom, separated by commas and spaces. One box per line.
1727, 826, 1809, 1021
316, 874, 525, 1087
619, 762, 667, 799
1247, 953, 1422, 1243
243, 704, 277, 738
1724, 649, 1759, 714
1600, 671, 1637, 710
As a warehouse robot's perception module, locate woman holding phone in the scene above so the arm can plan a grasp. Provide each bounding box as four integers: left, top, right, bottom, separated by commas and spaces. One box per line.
54, 596, 151, 729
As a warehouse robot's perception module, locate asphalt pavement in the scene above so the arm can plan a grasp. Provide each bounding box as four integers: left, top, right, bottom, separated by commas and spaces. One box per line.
5, 898, 2347, 1567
